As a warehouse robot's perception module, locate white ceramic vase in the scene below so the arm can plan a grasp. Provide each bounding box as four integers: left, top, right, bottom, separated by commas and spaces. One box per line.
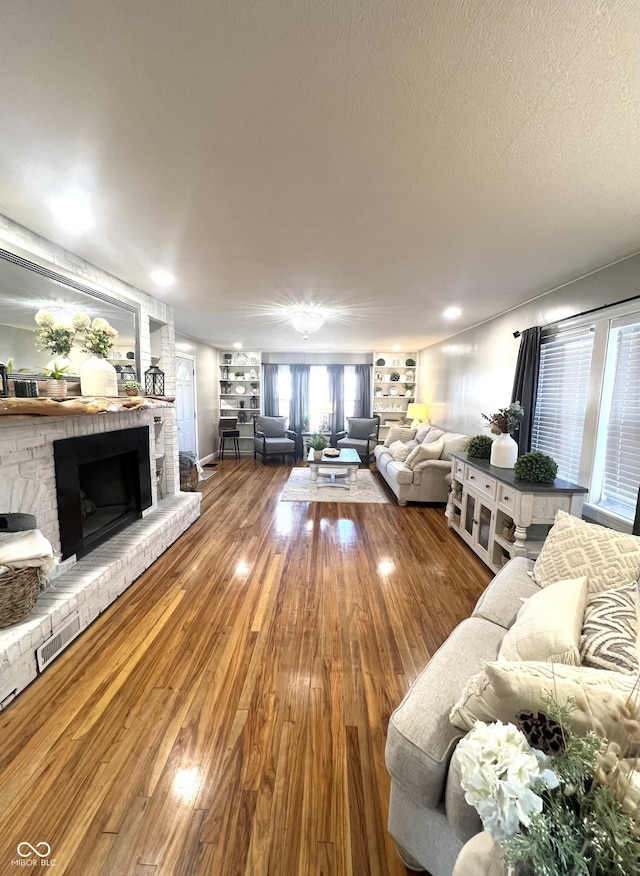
490, 432, 518, 468
80, 355, 118, 397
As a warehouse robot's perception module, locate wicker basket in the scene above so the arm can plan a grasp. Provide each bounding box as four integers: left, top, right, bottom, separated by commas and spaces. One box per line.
180, 465, 199, 492
0, 566, 41, 628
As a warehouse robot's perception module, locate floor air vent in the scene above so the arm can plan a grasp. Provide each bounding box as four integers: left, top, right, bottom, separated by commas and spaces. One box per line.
36, 614, 82, 671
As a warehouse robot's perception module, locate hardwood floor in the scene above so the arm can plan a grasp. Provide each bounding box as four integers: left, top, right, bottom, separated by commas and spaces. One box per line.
0, 459, 492, 875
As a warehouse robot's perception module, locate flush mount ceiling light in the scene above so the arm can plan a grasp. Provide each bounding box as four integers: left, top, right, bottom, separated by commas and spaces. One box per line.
287, 305, 327, 340
50, 191, 94, 234
443, 306, 462, 320
150, 269, 175, 287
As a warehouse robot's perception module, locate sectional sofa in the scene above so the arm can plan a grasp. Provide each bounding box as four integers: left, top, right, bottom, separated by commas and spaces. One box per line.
385, 511, 640, 874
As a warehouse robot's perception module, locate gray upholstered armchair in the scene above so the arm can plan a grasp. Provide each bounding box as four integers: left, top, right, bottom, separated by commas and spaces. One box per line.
253, 415, 297, 464
335, 416, 380, 464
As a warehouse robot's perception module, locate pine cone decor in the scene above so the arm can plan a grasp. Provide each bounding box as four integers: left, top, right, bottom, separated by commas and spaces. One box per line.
516, 710, 566, 755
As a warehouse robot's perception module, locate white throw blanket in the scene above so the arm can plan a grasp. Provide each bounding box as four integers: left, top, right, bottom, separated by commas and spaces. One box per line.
0, 529, 57, 576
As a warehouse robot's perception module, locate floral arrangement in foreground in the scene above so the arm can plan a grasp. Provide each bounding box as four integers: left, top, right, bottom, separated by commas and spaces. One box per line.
482, 401, 525, 435
457, 697, 640, 875
79, 317, 119, 357
35, 310, 88, 356
35, 311, 119, 358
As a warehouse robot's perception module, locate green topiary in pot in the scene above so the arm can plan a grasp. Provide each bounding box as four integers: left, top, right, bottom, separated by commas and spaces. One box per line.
466, 434, 493, 459
514, 451, 558, 483
308, 432, 329, 451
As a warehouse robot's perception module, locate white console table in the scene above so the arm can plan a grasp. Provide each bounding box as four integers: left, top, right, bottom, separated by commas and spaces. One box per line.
447, 452, 588, 574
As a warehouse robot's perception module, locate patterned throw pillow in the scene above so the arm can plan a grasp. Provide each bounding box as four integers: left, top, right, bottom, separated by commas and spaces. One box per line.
580, 583, 639, 674
531, 510, 640, 595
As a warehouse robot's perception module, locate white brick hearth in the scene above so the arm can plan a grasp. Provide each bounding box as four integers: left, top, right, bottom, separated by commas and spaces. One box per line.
0, 410, 201, 708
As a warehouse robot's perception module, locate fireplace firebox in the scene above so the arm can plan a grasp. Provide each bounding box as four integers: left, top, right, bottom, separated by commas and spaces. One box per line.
54, 427, 152, 560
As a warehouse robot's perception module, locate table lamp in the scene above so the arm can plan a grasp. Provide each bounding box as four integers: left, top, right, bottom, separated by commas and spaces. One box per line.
316, 402, 333, 432
407, 403, 429, 427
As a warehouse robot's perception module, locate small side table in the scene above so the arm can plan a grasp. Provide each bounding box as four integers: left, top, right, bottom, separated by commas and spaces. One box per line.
220, 429, 240, 460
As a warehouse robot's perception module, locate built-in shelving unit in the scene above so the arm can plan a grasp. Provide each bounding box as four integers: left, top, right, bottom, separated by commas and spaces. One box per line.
218, 350, 262, 455
372, 351, 418, 442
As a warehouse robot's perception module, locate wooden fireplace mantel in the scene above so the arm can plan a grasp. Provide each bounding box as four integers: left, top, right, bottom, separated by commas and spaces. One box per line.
0, 396, 174, 419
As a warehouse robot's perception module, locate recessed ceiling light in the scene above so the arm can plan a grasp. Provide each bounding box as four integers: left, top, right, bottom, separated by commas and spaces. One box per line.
392, 344, 401, 351
150, 269, 175, 287
443, 306, 462, 320
49, 191, 94, 234
233, 342, 242, 349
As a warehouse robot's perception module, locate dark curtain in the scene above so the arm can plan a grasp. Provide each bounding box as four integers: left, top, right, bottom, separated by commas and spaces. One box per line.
262, 364, 279, 416
289, 365, 310, 456
354, 364, 373, 417
327, 365, 345, 439
511, 326, 542, 454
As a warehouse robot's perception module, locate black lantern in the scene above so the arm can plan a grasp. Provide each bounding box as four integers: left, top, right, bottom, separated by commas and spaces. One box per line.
0, 362, 8, 398
145, 365, 165, 396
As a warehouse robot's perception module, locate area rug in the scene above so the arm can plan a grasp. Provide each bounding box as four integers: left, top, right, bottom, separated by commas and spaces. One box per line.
280, 468, 390, 504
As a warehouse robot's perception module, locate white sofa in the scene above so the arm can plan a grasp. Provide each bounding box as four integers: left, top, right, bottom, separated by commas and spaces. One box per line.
385, 511, 640, 874
373, 424, 469, 505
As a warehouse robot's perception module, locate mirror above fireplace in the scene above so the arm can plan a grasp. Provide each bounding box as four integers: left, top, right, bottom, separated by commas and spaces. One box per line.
0, 247, 140, 378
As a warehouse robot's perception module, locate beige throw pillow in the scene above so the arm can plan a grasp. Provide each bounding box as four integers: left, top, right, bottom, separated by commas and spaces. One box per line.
389, 440, 411, 462
580, 582, 639, 674
405, 439, 444, 469
449, 661, 640, 745
383, 427, 416, 448
532, 510, 640, 595
498, 576, 587, 664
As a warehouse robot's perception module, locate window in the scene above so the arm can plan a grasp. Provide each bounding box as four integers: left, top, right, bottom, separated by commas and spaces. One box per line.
308, 366, 330, 430
344, 366, 358, 419
276, 365, 290, 418
531, 304, 640, 531
531, 328, 594, 484
591, 316, 640, 522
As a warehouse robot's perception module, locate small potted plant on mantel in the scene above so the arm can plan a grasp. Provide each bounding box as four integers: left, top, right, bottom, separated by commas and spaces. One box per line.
41, 360, 71, 399
123, 380, 143, 397
308, 432, 329, 460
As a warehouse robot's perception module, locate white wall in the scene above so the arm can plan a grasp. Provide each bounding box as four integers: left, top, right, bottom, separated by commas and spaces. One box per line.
175, 334, 219, 461
419, 253, 640, 437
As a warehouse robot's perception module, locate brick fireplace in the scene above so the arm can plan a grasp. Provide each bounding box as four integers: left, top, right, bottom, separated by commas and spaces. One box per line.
0, 408, 201, 708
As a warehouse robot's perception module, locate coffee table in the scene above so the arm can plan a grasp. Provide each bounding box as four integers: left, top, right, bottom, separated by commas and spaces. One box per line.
307, 447, 360, 490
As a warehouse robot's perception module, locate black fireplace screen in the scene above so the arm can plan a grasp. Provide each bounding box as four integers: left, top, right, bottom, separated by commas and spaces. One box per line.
53, 427, 152, 560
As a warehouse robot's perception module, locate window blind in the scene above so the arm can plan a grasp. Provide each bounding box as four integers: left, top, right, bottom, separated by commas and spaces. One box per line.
596, 319, 640, 520
530, 329, 594, 483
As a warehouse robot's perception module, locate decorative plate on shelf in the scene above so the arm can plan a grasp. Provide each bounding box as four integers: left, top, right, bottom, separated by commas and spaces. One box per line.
375, 358, 386, 366
235, 385, 246, 394
389, 387, 398, 396
405, 358, 416, 367
235, 352, 249, 365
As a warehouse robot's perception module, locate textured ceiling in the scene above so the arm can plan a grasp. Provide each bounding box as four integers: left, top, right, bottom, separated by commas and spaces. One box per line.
0, 0, 638, 352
